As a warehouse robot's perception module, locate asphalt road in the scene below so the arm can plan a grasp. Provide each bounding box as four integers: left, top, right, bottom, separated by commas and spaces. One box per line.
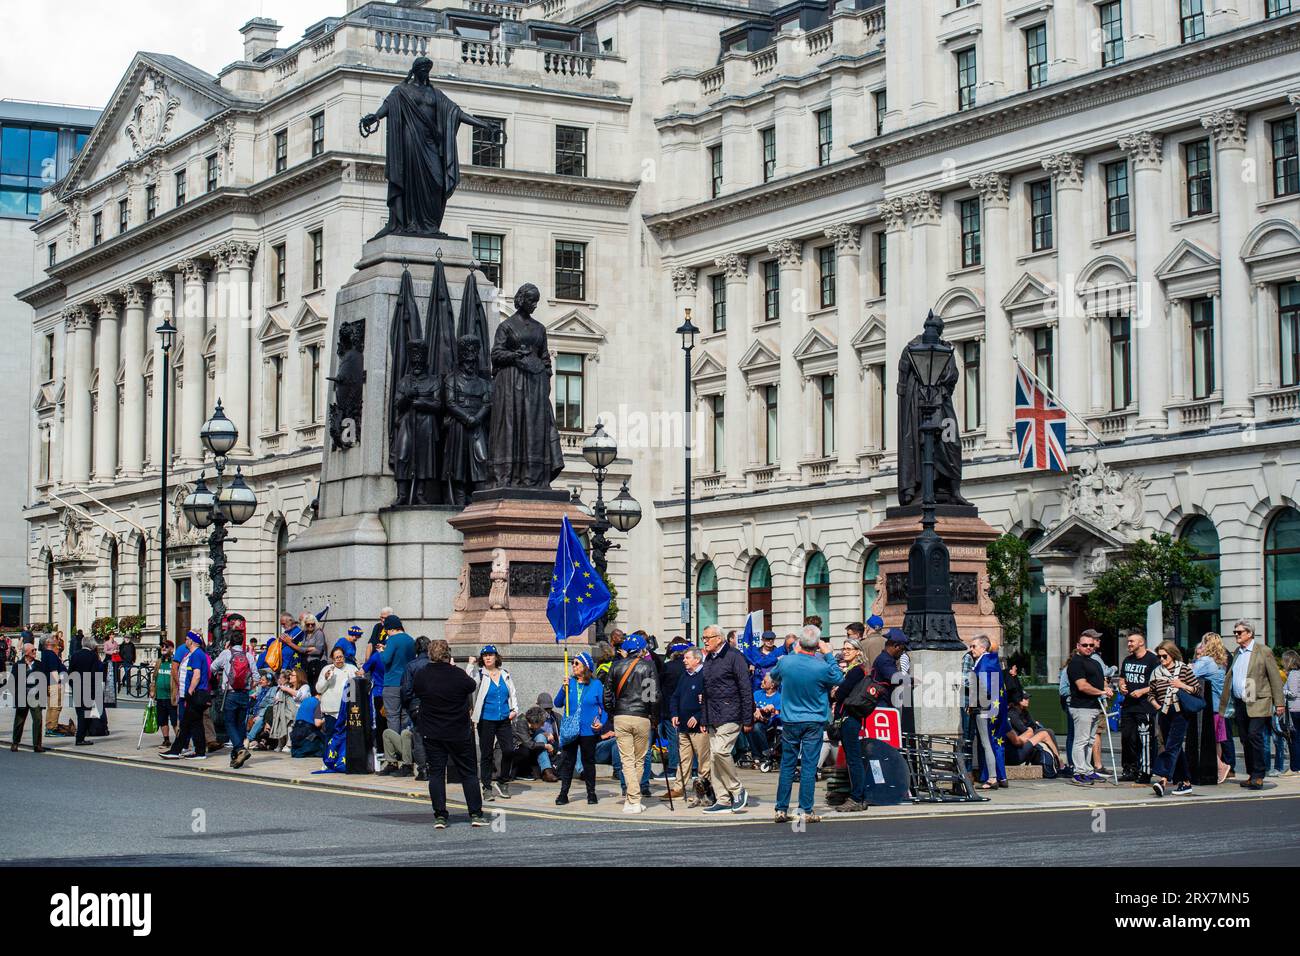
2, 748, 1297, 866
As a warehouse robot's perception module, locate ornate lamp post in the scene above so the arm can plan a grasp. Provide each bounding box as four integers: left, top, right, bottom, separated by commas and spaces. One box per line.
676, 310, 700, 644
155, 315, 177, 642
580, 422, 640, 637
901, 322, 964, 649
1168, 569, 1187, 649
182, 401, 258, 649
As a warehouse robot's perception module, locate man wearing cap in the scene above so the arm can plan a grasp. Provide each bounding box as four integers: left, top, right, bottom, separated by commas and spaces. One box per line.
334, 624, 365, 665
162, 630, 213, 760
380, 614, 416, 749
1066, 629, 1112, 784
657, 638, 693, 796
699, 624, 754, 814
210, 633, 260, 768
603, 633, 660, 814
745, 630, 786, 691
860, 616, 887, 664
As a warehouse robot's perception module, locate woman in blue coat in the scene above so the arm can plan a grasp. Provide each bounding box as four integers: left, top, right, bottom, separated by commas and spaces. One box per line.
972, 635, 1008, 789
553, 652, 606, 806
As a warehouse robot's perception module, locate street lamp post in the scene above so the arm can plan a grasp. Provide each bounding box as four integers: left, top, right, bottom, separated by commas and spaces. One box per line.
580, 422, 640, 637
155, 316, 177, 643
1168, 569, 1187, 649
676, 310, 699, 645
901, 315, 964, 649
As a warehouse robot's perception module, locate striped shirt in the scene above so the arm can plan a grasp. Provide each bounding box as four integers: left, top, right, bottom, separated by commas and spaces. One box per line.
1149, 662, 1200, 714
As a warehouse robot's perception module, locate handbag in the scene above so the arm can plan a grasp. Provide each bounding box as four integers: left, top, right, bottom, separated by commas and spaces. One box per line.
1177, 689, 1206, 713
265, 638, 283, 672
559, 681, 584, 746
142, 699, 158, 735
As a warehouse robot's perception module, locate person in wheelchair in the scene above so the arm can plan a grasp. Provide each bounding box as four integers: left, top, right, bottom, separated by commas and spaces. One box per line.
748, 674, 782, 772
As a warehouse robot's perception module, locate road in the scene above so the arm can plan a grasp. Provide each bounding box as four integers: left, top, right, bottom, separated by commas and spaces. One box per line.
2, 748, 1297, 866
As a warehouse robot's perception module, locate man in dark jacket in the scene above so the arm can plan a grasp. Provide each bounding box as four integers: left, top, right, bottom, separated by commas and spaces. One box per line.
410, 638, 485, 828
603, 633, 660, 814
67, 636, 102, 746
700, 624, 754, 813
398, 635, 431, 780
670, 646, 711, 803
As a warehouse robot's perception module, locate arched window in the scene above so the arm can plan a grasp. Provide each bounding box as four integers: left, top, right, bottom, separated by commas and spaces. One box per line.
747, 556, 772, 623
697, 562, 718, 633
861, 548, 879, 622
803, 551, 830, 636
108, 538, 119, 617
1180, 516, 1220, 642
136, 535, 148, 617
276, 522, 290, 616
46, 555, 54, 624
1265, 507, 1300, 645
1023, 530, 1046, 679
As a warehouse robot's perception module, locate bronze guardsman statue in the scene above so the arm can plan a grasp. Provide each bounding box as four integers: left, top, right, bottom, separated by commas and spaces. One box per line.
896, 311, 969, 507
442, 334, 493, 506
392, 341, 443, 505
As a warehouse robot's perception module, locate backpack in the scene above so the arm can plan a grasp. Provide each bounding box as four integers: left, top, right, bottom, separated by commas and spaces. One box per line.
230, 649, 252, 692
843, 667, 882, 720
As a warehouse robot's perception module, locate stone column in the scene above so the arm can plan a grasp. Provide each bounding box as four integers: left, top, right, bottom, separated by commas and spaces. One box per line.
1118, 131, 1169, 433
902, 191, 941, 326
119, 284, 147, 478
1045, 584, 1066, 681
218, 241, 256, 456
978, 0, 1005, 103
178, 258, 209, 463
716, 253, 750, 488
826, 222, 863, 472
878, 197, 908, 460
1088, 315, 1107, 412
970, 172, 1012, 450
1041, 153, 1088, 438
768, 238, 804, 480
1253, 281, 1274, 394
1049, 0, 1078, 82
1201, 109, 1253, 420
92, 296, 120, 482
63, 306, 93, 486
149, 272, 174, 470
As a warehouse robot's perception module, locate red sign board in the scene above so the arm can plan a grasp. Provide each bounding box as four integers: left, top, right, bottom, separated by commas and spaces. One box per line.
861, 707, 902, 749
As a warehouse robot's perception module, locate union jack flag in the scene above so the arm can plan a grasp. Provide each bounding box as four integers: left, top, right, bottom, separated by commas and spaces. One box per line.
1014, 365, 1068, 472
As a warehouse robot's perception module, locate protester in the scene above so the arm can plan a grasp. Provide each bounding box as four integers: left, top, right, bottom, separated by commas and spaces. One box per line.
397, 635, 431, 780
299, 614, 328, 685
1223, 620, 1285, 791
275, 612, 306, 674
1149, 641, 1203, 797
554, 652, 606, 805
749, 674, 782, 767
470, 644, 519, 800
768, 625, 842, 823
411, 639, 486, 829
315, 646, 360, 740
210, 634, 259, 769
744, 630, 785, 692
244, 670, 279, 747
510, 706, 558, 781
289, 685, 327, 758
830, 635, 868, 811
161, 631, 212, 760
970, 635, 1008, 790
333, 624, 363, 665
1117, 628, 1159, 784
9, 643, 45, 753
1066, 629, 1111, 784
604, 633, 659, 814
670, 646, 712, 806
379, 615, 416, 743
698, 624, 752, 814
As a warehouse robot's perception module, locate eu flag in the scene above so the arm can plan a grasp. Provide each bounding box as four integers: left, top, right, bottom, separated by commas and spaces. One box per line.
547, 515, 611, 642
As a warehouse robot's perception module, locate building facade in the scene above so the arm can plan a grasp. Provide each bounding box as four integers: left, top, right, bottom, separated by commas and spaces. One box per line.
16, 0, 1300, 674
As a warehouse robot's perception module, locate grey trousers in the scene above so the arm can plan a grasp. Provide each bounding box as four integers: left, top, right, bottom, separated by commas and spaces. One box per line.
1068, 706, 1101, 772
382, 684, 425, 769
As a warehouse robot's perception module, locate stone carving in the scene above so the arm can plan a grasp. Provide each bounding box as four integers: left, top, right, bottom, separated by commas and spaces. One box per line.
125, 70, 181, 157
876, 197, 907, 231
1063, 450, 1145, 536
671, 267, 698, 295
508, 561, 555, 598
977, 569, 995, 615
488, 547, 510, 610
1118, 131, 1163, 170
1087, 546, 1111, 576
67, 197, 84, 251
55, 510, 93, 562
767, 238, 803, 268
870, 569, 887, 616
327, 318, 366, 451
452, 565, 469, 612
1041, 152, 1085, 188
824, 222, 861, 254
215, 118, 236, 183
902, 190, 941, 227
714, 252, 748, 280
1201, 109, 1247, 150
969, 172, 1011, 207
166, 484, 207, 546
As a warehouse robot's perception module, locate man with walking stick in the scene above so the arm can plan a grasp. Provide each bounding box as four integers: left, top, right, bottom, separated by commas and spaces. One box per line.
1066, 629, 1112, 785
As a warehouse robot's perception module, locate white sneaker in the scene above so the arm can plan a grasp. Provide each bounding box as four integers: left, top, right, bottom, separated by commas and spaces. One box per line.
622, 802, 647, 814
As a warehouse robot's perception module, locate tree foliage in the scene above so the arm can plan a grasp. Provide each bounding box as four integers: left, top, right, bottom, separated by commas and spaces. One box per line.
1085, 533, 1215, 636
986, 534, 1031, 653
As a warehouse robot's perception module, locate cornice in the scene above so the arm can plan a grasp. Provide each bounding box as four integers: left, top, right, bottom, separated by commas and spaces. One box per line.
15, 277, 66, 309
458, 165, 640, 208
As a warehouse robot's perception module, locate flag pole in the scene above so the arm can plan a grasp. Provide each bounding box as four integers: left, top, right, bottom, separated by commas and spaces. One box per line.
1014, 356, 1106, 447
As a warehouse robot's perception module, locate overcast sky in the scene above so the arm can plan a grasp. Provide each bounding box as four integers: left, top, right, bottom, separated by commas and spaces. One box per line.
0, 1, 344, 110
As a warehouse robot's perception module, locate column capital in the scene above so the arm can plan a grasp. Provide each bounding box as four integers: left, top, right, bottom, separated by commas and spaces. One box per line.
177, 258, 209, 283
62, 305, 91, 333
117, 284, 147, 308
1040, 152, 1085, 189
93, 295, 119, 320
824, 221, 862, 255
969, 171, 1011, 208
671, 266, 698, 296
1117, 131, 1163, 170
147, 272, 174, 299
1288, 91, 1300, 109
215, 239, 257, 269
767, 237, 803, 268
1200, 109, 1247, 150
876, 197, 908, 232
714, 252, 749, 280
901, 190, 941, 227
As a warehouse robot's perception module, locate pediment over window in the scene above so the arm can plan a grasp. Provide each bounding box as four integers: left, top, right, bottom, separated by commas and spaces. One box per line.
1156, 238, 1220, 300
259, 309, 290, 345
546, 309, 607, 345
738, 339, 779, 377
34, 382, 61, 413
691, 349, 726, 391
793, 327, 836, 362
1240, 218, 1300, 285
1002, 272, 1056, 319
292, 300, 328, 339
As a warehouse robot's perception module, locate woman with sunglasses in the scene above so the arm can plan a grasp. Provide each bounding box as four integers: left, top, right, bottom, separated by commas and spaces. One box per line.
1148, 641, 1202, 797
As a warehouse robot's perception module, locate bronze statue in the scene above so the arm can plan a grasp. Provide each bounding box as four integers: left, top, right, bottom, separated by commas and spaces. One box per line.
392, 342, 443, 505
897, 311, 968, 507
488, 283, 565, 489
360, 56, 506, 238
442, 334, 493, 506
327, 319, 365, 451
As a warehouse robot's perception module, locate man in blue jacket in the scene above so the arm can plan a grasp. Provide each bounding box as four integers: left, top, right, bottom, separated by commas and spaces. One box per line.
767, 625, 843, 823
380, 614, 416, 748
670, 646, 711, 804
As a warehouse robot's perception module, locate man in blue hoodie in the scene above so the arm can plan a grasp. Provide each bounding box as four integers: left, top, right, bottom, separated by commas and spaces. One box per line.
767, 625, 842, 823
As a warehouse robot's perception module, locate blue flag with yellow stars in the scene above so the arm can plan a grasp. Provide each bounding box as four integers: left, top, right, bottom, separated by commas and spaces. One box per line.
547, 515, 611, 642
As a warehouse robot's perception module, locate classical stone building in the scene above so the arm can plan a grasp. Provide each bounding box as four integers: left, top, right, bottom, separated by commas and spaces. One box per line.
17, 0, 1300, 676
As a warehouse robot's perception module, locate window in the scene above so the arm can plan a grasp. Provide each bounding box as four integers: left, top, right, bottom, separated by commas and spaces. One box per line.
47, 242, 55, 268
206, 153, 219, 193
816, 108, 832, 166
1179, 517, 1220, 638
1185, 139, 1212, 216
818, 245, 836, 308
1271, 118, 1299, 197
555, 125, 587, 177
763, 260, 779, 322
1029, 179, 1053, 251
42, 332, 54, 381
748, 556, 772, 618
1265, 507, 1300, 646
554, 353, 584, 430
311, 111, 325, 157
1180, 0, 1205, 42
1033, 327, 1055, 390
710, 273, 726, 333
118, 198, 128, 234
761, 127, 776, 182
1105, 160, 1130, 234
764, 385, 779, 465
697, 562, 719, 633
269, 354, 285, 431
1190, 297, 1215, 399
1281, 282, 1300, 388
1025, 23, 1048, 90
873, 89, 887, 136
962, 340, 982, 430
803, 552, 830, 636
108, 540, 118, 617
862, 549, 879, 621
92, 211, 102, 246
274, 129, 288, 173
276, 522, 289, 619
820, 376, 835, 456
309, 229, 324, 290
1099, 2, 1124, 66
309, 344, 322, 422
472, 232, 504, 288
956, 47, 977, 111
959, 196, 981, 268
709, 143, 723, 198
875, 231, 887, 295
136, 537, 147, 617
555, 240, 586, 300
272, 243, 286, 302
711, 394, 725, 471
1109, 314, 1132, 409
471, 118, 505, 168
1266, 0, 1293, 17
169, 171, 184, 210
145, 184, 157, 221
0, 123, 59, 216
